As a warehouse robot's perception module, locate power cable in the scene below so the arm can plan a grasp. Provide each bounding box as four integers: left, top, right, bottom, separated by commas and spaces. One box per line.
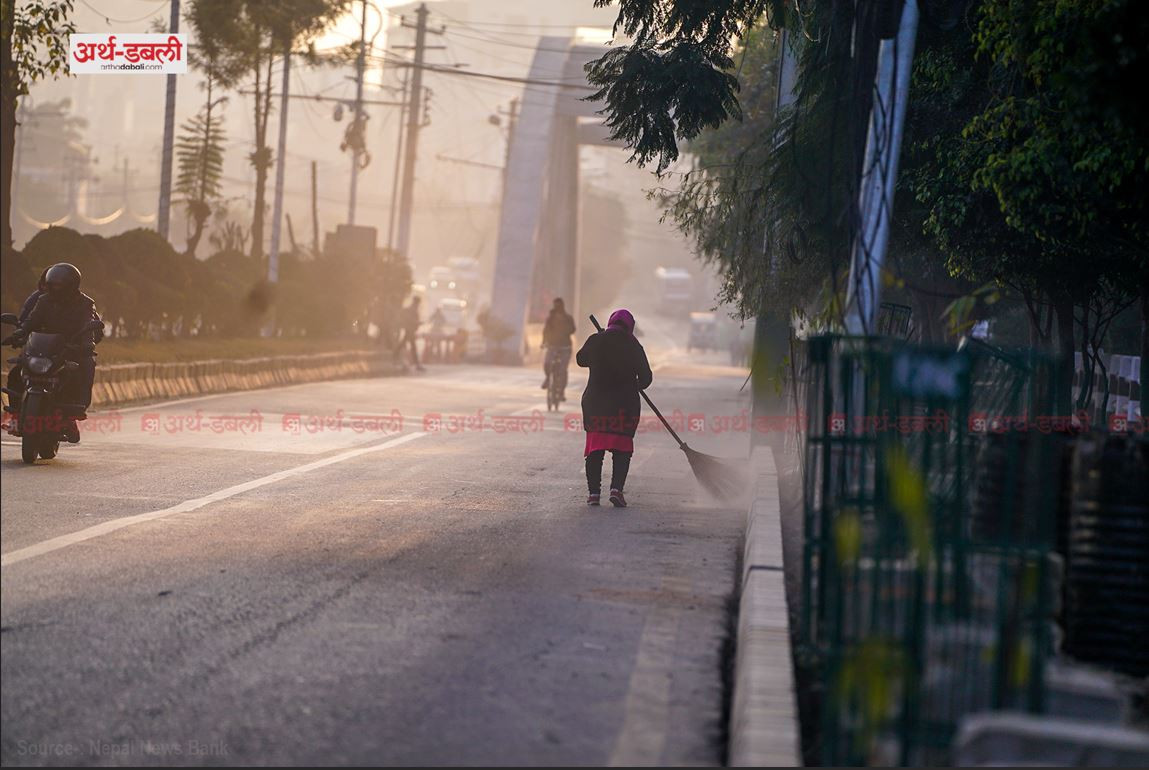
79, 0, 166, 25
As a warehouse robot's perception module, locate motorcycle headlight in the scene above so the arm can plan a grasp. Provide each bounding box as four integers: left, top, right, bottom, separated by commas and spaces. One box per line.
25, 356, 53, 374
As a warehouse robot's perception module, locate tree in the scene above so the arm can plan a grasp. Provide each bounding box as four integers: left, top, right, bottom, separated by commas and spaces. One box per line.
614, 2, 890, 324
175, 82, 227, 258
968, 0, 1149, 398
904, 0, 1148, 410
1, 0, 75, 255
188, 0, 350, 260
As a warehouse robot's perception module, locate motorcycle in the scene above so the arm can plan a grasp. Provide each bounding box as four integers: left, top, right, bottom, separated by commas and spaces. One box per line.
1, 312, 103, 464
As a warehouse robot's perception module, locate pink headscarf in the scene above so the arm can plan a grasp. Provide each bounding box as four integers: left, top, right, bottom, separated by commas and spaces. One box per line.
607, 308, 635, 334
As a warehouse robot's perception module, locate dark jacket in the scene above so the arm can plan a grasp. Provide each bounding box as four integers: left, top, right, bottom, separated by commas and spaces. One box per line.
19, 291, 103, 353
18, 290, 42, 323
542, 309, 576, 348
401, 303, 421, 334
576, 327, 653, 437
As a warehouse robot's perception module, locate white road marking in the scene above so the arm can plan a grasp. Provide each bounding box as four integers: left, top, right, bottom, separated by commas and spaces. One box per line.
1, 431, 427, 568
608, 575, 690, 765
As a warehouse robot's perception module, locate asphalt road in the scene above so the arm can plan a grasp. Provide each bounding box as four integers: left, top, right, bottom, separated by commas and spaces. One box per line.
1, 332, 752, 766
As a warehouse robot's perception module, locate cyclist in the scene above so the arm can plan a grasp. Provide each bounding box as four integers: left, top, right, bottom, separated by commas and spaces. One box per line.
540, 297, 576, 401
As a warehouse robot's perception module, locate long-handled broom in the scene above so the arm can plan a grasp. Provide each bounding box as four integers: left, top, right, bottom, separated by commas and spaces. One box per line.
589, 314, 746, 501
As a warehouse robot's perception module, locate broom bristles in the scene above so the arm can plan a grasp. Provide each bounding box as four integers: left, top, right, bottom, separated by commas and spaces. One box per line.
682, 444, 747, 501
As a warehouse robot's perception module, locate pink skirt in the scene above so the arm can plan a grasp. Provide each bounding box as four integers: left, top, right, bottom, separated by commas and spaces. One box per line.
584, 431, 634, 456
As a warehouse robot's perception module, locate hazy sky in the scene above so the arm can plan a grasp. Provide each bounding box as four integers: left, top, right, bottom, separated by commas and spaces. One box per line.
19, 0, 696, 287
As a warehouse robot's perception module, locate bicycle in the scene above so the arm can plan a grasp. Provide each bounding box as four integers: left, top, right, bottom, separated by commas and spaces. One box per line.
543, 344, 571, 411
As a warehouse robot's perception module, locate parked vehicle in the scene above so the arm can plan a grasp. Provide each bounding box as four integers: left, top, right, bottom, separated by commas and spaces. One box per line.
654, 267, 694, 316
427, 266, 458, 294
1, 312, 103, 464
446, 256, 481, 302
436, 297, 469, 331
687, 311, 719, 352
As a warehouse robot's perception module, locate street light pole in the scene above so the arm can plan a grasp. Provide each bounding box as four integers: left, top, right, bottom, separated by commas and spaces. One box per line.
268, 49, 291, 284
386, 67, 408, 251
348, 0, 369, 225
156, 0, 180, 241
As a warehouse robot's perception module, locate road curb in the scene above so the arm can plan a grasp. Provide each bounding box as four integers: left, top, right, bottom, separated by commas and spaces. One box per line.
728, 444, 802, 767
90, 351, 404, 408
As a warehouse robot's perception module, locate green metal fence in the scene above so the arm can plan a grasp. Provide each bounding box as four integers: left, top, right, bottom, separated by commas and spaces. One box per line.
797, 334, 1063, 765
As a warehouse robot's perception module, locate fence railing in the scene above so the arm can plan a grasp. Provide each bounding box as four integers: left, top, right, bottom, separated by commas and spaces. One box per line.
796, 334, 1063, 765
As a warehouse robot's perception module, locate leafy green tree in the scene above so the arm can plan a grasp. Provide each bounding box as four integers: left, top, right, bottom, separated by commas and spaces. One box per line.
905, 0, 1147, 408
175, 84, 227, 258
1, 0, 75, 255
967, 0, 1149, 394
619, 2, 889, 325
188, 0, 350, 260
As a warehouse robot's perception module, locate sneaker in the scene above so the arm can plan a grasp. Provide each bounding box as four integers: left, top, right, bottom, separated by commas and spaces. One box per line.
609, 489, 627, 508
62, 421, 80, 444
587, 493, 601, 506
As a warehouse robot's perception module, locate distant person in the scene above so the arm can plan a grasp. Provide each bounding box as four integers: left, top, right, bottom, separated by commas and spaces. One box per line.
541, 297, 576, 400
3, 263, 104, 442
576, 308, 653, 508
428, 306, 447, 362
398, 296, 425, 372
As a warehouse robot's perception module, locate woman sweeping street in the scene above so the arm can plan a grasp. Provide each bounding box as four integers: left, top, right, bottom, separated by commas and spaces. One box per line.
576, 309, 653, 508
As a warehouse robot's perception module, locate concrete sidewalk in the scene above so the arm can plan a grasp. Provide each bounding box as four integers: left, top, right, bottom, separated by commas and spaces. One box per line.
728, 445, 802, 766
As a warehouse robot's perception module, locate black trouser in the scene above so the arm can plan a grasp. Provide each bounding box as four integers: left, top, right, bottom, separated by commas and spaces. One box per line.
5, 365, 24, 411
585, 449, 632, 494
398, 329, 420, 367
67, 357, 96, 409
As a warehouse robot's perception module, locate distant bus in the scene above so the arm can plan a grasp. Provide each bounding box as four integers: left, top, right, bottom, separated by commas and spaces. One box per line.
654, 267, 694, 316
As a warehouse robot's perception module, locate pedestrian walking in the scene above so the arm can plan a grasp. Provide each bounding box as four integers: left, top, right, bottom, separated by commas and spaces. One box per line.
576, 308, 652, 508
398, 296, 425, 372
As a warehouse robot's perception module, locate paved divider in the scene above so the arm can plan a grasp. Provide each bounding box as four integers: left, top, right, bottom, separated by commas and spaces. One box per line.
91, 351, 402, 408
728, 445, 801, 767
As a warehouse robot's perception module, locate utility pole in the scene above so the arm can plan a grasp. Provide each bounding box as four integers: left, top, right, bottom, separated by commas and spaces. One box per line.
348, 0, 369, 225
386, 67, 408, 251
394, 3, 444, 260
156, 0, 180, 241
11, 102, 26, 216
268, 49, 291, 284
311, 160, 320, 254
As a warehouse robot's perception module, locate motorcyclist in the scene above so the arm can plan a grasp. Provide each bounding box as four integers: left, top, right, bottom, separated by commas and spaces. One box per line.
3, 268, 49, 417
3, 263, 103, 441
541, 297, 576, 400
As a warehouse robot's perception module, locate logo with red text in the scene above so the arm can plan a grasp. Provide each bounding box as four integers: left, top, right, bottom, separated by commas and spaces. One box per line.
69, 34, 187, 74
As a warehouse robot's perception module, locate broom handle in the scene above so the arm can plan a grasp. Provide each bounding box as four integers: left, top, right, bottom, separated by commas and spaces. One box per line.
589, 314, 687, 449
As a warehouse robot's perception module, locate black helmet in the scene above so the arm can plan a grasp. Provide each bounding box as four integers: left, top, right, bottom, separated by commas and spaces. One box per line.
44, 263, 82, 296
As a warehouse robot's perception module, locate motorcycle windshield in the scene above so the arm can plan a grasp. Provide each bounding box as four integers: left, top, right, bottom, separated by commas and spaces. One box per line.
25, 332, 66, 356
